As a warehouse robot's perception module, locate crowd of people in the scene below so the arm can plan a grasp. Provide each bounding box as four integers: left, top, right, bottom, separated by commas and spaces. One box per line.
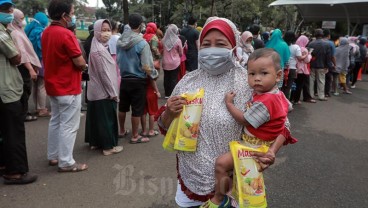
0, 0, 366, 207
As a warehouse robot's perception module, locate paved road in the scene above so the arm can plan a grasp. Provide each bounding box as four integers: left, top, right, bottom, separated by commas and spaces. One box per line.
1, 74, 368, 208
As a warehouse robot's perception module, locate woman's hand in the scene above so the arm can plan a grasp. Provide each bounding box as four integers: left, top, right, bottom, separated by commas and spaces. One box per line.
166, 96, 187, 118
225, 92, 236, 104
30, 69, 38, 81
155, 91, 161, 98
251, 150, 276, 172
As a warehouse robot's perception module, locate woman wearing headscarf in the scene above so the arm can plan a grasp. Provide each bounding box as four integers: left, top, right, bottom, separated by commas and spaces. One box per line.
156, 17, 293, 207
291, 35, 315, 104
236, 31, 254, 68
84, 19, 123, 156
143, 22, 161, 65
24, 12, 50, 117
162, 24, 183, 97
335, 37, 352, 94
265, 28, 290, 87
8, 9, 42, 121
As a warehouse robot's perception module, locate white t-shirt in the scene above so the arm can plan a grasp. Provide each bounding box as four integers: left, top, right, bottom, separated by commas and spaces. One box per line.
108, 34, 121, 55
288, 44, 302, 69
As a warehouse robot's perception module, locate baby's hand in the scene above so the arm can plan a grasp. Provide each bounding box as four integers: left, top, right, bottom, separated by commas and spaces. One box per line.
225, 92, 236, 104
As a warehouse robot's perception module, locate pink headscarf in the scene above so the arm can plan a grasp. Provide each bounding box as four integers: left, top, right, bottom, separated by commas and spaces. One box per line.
88, 19, 119, 100
8, 9, 41, 68
296, 35, 309, 48
240, 31, 254, 53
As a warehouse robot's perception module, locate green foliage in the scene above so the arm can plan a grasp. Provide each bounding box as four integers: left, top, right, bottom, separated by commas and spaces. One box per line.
14, 0, 48, 16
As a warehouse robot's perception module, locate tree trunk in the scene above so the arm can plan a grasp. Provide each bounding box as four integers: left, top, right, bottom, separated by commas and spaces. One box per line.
210, 0, 215, 16
123, 0, 129, 24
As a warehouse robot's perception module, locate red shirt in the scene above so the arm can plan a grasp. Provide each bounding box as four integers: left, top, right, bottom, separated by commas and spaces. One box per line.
42, 24, 82, 96
247, 92, 289, 141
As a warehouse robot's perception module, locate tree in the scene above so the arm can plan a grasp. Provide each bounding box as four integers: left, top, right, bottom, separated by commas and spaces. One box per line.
14, 0, 48, 16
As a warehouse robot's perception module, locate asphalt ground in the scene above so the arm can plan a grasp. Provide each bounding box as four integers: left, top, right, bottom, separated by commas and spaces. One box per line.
1, 73, 368, 208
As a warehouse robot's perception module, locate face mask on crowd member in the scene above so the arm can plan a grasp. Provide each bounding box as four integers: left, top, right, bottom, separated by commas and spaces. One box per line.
94, 20, 112, 44
62, 12, 75, 28
199, 46, 236, 76
198, 20, 238, 76
0, 12, 14, 24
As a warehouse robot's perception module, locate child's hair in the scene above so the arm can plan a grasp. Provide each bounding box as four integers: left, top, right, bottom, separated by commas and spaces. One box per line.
248, 48, 281, 72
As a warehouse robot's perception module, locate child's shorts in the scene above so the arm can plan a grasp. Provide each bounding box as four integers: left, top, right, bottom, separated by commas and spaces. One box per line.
339, 73, 347, 84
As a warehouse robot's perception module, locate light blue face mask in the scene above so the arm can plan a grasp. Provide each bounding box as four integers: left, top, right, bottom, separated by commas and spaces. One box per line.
0, 12, 14, 25
198, 47, 236, 76
65, 14, 76, 28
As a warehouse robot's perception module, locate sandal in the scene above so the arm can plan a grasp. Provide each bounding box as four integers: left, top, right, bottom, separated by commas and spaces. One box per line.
129, 135, 150, 144
118, 129, 130, 138
3, 173, 38, 185
25, 115, 38, 122
58, 163, 88, 173
103, 146, 124, 156
200, 196, 230, 208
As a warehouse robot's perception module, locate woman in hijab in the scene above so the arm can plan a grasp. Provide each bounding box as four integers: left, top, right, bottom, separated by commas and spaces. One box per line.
236, 31, 254, 68
24, 12, 50, 117
84, 19, 123, 156
8, 9, 42, 121
162, 24, 183, 97
143, 22, 161, 64
156, 17, 293, 207
266, 29, 290, 87
291, 35, 315, 104
335, 37, 352, 94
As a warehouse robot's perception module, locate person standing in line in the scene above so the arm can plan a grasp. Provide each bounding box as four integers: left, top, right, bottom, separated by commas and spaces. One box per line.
8, 9, 42, 122
116, 13, 158, 144
140, 22, 162, 137
334, 37, 352, 94
0, 0, 38, 184
42, 0, 88, 172
282, 30, 306, 100
291, 35, 315, 104
162, 24, 183, 98
308, 29, 332, 101
25, 12, 50, 117
351, 37, 367, 89
180, 16, 199, 72
322, 29, 336, 97
85, 19, 123, 155
249, 24, 264, 50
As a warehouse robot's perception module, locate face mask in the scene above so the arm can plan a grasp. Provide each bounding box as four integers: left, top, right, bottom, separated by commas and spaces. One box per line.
198, 47, 236, 76
100, 31, 112, 43
0, 12, 14, 25
65, 14, 76, 28
21, 19, 27, 27
15, 19, 26, 28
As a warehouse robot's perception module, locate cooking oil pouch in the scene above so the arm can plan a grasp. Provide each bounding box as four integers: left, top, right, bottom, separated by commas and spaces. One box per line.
230, 141, 269, 208
164, 88, 204, 152
162, 117, 179, 152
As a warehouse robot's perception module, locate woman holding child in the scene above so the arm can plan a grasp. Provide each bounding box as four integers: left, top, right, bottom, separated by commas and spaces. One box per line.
156, 17, 295, 208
